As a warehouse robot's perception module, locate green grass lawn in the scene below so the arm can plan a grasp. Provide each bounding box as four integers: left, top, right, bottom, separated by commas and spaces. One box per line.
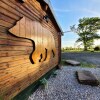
80, 62, 96, 68
62, 49, 100, 53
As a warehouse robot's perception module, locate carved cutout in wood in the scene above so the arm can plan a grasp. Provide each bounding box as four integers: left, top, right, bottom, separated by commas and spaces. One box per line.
39, 54, 43, 62
52, 50, 55, 58
44, 48, 48, 61
9, 17, 56, 64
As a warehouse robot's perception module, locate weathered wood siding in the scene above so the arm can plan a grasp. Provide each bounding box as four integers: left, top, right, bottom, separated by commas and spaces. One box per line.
0, 0, 61, 99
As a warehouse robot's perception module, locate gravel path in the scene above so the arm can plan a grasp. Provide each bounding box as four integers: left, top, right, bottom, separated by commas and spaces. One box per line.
62, 52, 100, 67
28, 67, 100, 100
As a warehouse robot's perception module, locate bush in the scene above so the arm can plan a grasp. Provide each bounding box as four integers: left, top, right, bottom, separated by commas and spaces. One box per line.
94, 46, 100, 51
40, 78, 48, 89
51, 71, 57, 77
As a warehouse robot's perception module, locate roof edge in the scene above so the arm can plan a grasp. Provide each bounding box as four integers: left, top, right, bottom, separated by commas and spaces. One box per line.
43, 0, 63, 35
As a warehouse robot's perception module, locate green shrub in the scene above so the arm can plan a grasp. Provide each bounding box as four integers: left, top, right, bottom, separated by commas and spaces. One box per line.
51, 71, 57, 77
94, 46, 100, 51
81, 62, 96, 68
39, 78, 48, 89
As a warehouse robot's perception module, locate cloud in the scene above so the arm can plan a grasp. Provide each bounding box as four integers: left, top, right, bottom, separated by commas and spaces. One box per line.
54, 8, 71, 13
62, 40, 76, 47
80, 8, 100, 16
87, 0, 100, 3
54, 7, 100, 16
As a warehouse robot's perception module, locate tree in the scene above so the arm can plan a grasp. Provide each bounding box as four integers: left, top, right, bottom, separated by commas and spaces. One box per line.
70, 17, 100, 51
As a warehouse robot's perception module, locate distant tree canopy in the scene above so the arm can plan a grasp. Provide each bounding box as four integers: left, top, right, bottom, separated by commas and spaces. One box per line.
70, 17, 100, 51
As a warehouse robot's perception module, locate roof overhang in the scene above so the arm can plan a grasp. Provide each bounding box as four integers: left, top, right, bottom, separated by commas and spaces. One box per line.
42, 0, 63, 35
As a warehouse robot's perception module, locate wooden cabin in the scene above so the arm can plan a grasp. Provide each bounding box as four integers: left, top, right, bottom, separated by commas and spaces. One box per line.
0, 0, 62, 99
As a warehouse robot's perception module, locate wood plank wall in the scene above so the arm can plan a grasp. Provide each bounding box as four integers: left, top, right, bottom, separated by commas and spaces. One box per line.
0, 0, 61, 99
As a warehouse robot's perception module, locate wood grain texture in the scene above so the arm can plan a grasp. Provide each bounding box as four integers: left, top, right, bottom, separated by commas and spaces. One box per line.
0, 0, 61, 99
9, 17, 56, 64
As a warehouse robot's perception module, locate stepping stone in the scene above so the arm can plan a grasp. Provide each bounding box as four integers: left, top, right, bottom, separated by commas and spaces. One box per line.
76, 70, 99, 86
65, 60, 80, 66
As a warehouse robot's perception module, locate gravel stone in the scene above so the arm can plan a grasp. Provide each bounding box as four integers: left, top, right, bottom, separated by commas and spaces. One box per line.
28, 67, 100, 100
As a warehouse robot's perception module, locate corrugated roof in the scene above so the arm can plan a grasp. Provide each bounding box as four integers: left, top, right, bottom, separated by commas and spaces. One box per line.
43, 0, 63, 35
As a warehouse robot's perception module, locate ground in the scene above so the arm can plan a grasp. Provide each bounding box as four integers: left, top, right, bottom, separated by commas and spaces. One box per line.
28, 67, 100, 100
62, 52, 100, 67
28, 52, 100, 100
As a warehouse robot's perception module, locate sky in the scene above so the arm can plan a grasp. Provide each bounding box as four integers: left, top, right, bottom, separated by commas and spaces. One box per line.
50, 0, 100, 48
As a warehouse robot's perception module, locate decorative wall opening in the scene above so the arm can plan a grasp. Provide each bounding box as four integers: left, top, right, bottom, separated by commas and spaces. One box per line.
39, 54, 43, 62
52, 50, 55, 58
44, 48, 48, 61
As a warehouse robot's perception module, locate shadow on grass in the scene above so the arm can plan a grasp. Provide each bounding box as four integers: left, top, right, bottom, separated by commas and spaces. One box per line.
60, 59, 68, 66
60, 59, 96, 68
